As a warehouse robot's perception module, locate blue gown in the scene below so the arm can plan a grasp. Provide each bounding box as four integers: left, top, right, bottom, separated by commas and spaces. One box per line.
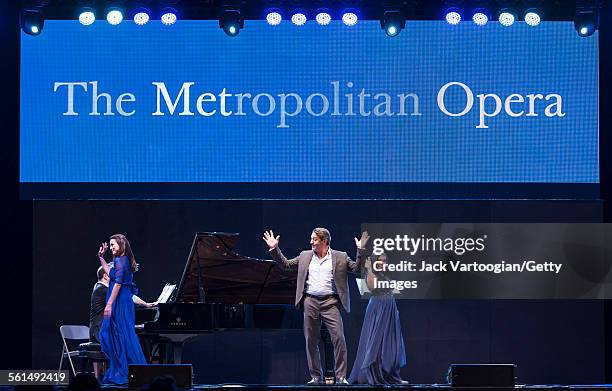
99, 256, 146, 384
348, 289, 406, 385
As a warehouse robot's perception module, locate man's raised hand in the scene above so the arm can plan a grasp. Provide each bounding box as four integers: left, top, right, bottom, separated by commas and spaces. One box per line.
263, 230, 280, 249
354, 231, 370, 249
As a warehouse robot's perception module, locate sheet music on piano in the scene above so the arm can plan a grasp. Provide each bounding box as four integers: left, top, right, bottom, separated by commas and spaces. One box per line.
135, 283, 176, 329
156, 283, 176, 304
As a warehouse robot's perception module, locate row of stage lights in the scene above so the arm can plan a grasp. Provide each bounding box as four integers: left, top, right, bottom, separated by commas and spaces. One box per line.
385, 6, 598, 37
20, 6, 362, 36
72, 7, 361, 29
264, 10, 360, 27
20, 4, 600, 38
444, 8, 541, 27
77, 7, 180, 26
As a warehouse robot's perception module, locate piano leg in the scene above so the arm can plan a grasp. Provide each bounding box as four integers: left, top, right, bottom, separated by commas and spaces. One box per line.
158, 342, 172, 364
138, 334, 175, 364
138, 334, 153, 363
172, 342, 181, 364
158, 334, 199, 364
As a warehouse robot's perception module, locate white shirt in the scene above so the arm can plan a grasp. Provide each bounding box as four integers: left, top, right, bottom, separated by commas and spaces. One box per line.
305, 248, 336, 296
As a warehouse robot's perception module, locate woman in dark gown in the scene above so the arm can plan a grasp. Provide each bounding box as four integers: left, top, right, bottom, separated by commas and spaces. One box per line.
97, 234, 146, 384
348, 252, 406, 385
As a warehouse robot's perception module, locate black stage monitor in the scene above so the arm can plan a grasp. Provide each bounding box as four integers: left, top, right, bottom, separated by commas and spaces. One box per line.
448, 363, 516, 387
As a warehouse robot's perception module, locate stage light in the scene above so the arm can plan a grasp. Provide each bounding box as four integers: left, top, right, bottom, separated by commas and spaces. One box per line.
342, 10, 358, 26
160, 7, 178, 25
78, 8, 96, 26
291, 11, 307, 26
315, 9, 331, 26
380, 10, 405, 37
574, 8, 598, 37
132, 8, 151, 25
498, 9, 515, 26
266, 10, 282, 25
524, 9, 541, 26
219, 9, 243, 36
133, 12, 149, 25
106, 8, 123, 25
472, 8, 489, 26
444, 8, 462, 25
20, 9, 44, 36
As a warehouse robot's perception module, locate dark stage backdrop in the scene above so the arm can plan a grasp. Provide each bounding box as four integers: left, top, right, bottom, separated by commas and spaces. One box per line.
33, 200, 605, 384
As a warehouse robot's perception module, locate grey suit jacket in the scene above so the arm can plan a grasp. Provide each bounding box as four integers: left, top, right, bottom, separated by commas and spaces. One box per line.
270, 246, 367, 312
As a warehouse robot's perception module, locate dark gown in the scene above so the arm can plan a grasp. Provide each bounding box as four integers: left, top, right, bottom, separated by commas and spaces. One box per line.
348, 283, 406, 385
99, 256, 146, 384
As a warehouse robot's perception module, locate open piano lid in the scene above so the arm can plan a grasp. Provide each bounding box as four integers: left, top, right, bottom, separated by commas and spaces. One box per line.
174, 232, 297, 305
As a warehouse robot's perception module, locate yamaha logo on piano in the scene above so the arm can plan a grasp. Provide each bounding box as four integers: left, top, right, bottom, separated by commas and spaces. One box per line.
170, 317, 188, 327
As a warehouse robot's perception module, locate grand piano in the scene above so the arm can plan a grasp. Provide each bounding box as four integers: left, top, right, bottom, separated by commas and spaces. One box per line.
137, 232, 303, 363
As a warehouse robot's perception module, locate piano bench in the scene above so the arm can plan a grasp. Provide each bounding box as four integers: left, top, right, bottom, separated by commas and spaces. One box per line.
78, 342, 107, 374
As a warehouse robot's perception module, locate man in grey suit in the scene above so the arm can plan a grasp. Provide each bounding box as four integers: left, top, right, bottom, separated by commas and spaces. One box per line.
263, 228, 369, 385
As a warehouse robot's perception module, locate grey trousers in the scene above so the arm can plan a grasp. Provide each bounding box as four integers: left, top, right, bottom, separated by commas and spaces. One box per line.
303, 295, 347, 379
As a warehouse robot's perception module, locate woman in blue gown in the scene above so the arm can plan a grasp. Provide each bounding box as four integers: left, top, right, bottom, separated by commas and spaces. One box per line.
97, 234, 147, 384
348, 252, 406, 385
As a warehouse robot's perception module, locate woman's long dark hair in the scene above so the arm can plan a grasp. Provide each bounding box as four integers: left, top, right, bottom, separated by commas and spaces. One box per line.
110, 233, 138, 272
